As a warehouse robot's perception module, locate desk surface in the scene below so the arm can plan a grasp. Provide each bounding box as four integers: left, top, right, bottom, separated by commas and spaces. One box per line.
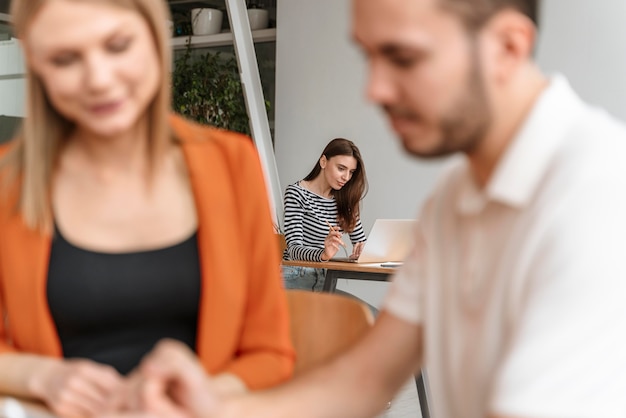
282, 259, 398, 275
282, 260, 398, 292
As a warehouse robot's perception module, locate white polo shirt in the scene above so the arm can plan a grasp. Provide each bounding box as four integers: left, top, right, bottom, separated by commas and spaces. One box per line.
384, 75, 626, 418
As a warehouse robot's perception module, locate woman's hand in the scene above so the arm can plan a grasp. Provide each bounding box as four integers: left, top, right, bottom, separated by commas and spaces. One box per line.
118, 340, 221, 418
321, 225, 345, 261
29, 358, 124, 418
350, 241, 365, 260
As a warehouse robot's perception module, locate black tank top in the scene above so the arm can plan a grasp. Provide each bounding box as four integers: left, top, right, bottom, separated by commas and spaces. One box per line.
47, 227, 201, 375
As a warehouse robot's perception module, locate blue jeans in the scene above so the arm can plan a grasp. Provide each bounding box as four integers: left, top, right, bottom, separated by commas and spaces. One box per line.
281, 265, 326, 292
281, 265, 379, 316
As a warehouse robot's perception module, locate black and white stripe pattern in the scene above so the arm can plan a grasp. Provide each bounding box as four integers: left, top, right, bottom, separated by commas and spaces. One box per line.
283, 182, 366, 261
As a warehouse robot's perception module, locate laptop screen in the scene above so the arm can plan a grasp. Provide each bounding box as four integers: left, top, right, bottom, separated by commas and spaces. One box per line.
333, 219, 417, 263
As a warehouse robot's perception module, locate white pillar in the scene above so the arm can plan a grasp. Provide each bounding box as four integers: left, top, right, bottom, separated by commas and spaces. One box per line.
225, 0, 284, 231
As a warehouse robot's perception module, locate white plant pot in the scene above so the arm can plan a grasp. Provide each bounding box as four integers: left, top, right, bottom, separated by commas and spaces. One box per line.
191, 8, 223, 36
247, 9, 269, 30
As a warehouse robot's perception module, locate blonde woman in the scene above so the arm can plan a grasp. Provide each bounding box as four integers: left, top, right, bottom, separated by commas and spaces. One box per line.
0, 0, 294, 417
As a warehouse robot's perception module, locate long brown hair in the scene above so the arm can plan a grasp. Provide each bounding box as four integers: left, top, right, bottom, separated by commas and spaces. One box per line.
2, 0, 172, 231
304, 138, 367, 232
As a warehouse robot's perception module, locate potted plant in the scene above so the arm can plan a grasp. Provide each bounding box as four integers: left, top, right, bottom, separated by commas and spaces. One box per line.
172, 46, 273, 135
171, 9, 192, 37
172, 45, 252, 134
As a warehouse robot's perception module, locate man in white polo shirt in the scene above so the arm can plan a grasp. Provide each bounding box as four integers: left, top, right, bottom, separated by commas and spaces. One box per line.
118, 0, 626, 417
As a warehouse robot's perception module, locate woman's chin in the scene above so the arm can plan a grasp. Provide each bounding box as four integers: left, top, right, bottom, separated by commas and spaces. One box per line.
79, 119, 139, 139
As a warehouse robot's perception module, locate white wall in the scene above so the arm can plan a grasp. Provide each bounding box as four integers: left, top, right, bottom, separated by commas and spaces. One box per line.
274, 0, 444, 237
536, 0, 626, 121
274, 0, 626, 307
0, 39, 26, 118
274, 0, 445, 307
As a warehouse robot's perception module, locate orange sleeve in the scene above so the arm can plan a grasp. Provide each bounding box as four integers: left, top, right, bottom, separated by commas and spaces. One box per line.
0, 278, 18, 355
0, 144, 19, 356
217, 134, 295, 389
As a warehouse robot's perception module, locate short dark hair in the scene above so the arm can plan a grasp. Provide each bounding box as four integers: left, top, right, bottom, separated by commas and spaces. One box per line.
441, 0, 538, 31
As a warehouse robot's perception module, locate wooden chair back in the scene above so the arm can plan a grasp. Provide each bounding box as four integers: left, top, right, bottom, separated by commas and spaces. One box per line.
276, 233, 287, 255
286, 289, 374, 375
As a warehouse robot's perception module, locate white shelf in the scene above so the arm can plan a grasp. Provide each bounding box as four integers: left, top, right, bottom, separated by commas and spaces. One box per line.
170, 27, 275, 49
168, 0, 223, 7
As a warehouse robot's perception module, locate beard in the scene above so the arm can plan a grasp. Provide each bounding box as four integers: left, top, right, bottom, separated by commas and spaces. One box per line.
384, 41, 492, 159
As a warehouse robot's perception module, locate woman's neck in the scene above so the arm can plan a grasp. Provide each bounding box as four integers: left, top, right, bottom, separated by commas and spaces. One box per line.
302, 177, 332, 198
67, 119, 154, 176
62, 120, 161, 181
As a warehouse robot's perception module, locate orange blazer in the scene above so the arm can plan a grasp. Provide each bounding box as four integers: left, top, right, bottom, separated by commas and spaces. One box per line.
0, 114, 294, 390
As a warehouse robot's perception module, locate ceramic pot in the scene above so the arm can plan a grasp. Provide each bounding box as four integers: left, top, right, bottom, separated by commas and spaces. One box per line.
247, 8, 269, 30
191, 8, 223, 36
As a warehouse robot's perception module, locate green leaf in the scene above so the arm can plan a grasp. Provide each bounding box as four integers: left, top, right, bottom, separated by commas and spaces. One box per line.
172, 43, 255, 135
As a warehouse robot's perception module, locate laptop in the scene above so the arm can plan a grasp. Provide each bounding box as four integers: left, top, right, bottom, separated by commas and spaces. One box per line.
332, 219, 416, 264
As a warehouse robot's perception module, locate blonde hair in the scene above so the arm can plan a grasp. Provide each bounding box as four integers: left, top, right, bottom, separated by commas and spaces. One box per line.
3, 0, 173, 231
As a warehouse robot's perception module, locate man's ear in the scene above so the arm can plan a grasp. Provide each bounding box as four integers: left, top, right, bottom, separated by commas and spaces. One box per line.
480, 9, 536, 83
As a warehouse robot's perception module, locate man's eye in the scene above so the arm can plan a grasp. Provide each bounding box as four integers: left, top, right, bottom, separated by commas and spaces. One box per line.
391, 56, 418, 68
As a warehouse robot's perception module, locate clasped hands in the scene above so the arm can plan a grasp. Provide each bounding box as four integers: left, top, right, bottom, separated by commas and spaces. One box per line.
35, 341, 236, 418
107, 340, 232, 418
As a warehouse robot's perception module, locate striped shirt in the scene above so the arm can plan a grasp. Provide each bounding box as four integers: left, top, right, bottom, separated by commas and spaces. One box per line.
283, 182, 366, 261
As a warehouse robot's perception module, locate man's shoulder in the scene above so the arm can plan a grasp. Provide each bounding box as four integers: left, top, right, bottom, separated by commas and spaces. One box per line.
555, 105, 626, 176
571, 104, 626, 142
543, 79, 625, 146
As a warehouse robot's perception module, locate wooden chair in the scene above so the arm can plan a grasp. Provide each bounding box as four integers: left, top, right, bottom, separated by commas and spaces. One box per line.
286, 290, 431, 417
285, 289, 374, 375
276, 233, 287, 262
